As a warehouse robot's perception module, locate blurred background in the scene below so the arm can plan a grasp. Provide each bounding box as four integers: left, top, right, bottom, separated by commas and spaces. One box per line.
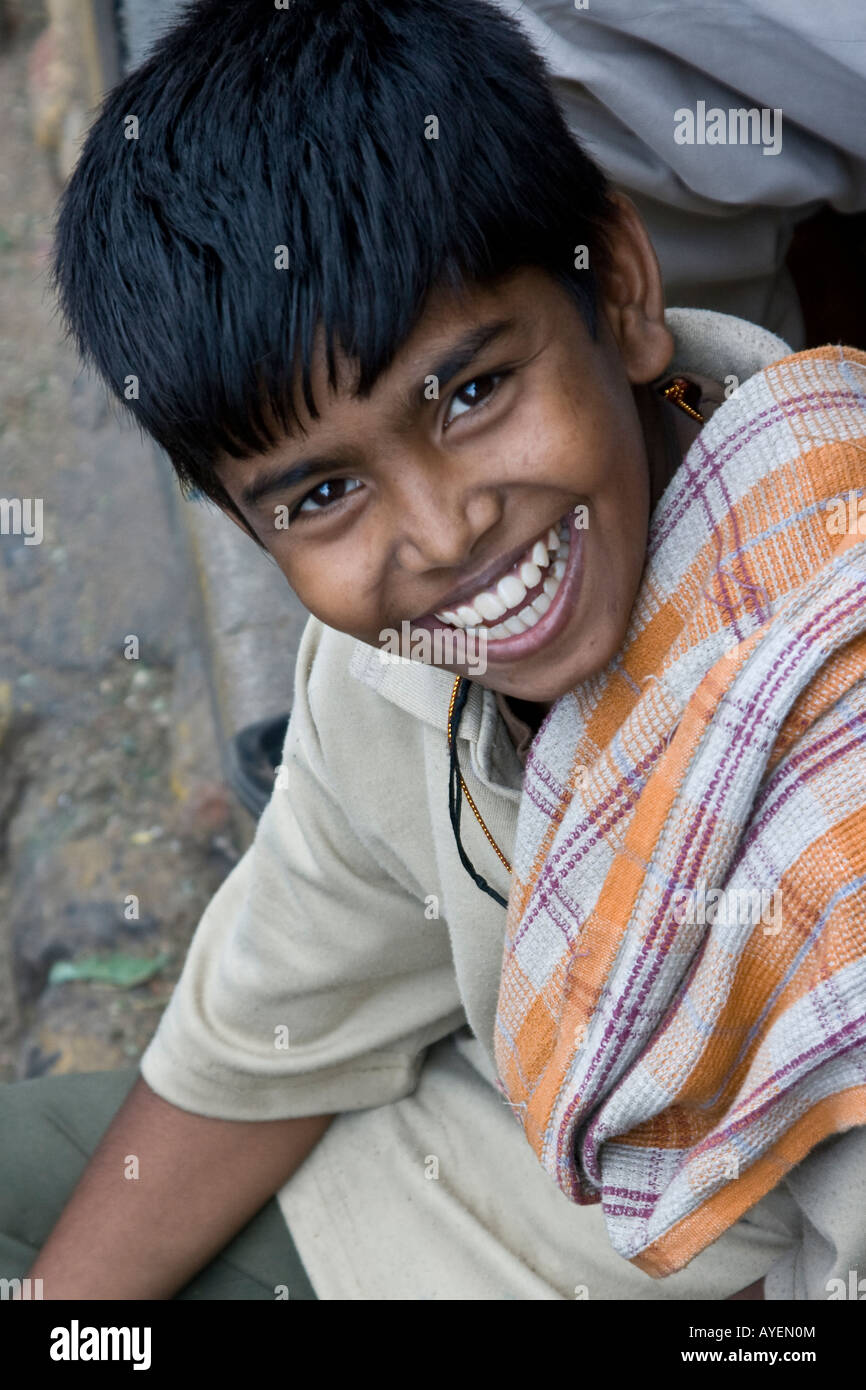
0, 0, 310, 1084
0, 0, 864, 1084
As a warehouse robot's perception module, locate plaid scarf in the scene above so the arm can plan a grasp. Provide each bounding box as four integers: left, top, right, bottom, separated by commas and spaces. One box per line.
494, 345, 866, 1277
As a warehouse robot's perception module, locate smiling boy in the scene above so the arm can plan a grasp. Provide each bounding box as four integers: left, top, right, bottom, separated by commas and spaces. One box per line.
215, 250, 682, 710
8, 0, 866, 1303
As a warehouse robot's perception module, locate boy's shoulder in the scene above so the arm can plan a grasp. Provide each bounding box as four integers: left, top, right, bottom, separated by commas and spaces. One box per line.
289, 613, 460, 769
662, 306, 791, 385
296, 614, 450, 718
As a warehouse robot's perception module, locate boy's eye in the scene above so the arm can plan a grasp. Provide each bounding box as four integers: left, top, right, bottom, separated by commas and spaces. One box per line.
444, 371, 507, 427
294, 476, 362, 517
288, 370, 509, 520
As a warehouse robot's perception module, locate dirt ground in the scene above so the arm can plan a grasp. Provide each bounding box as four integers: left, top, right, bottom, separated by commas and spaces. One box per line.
0, 4, 243, 1083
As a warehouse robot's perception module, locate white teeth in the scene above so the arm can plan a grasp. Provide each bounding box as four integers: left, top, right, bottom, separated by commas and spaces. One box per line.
430, 519, 573, 633
531, 591, 552, 617
484, 557, 571, 640
474, 591, 507, 621
488, 575, 561, 641
532, 540, 549, 567
497, 573, 526, 609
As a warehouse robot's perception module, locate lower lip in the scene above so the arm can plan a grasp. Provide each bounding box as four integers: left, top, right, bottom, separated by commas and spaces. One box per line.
416, 509, 586, 666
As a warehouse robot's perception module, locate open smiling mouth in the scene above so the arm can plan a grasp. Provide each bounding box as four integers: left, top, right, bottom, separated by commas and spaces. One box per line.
410, 507, 586, 663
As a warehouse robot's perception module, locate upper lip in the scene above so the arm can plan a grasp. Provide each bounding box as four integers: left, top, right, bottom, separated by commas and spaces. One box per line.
410, 518, 557, 621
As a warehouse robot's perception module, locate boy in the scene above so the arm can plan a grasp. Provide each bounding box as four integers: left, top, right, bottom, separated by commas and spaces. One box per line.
4, 0, 866, 1300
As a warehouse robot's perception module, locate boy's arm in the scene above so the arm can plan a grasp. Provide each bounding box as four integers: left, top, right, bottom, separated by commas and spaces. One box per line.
28, 621, 461, 1302
25, 1073, 333, 1300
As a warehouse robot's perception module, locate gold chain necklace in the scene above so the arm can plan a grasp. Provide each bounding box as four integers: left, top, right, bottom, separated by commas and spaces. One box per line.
660, 375, 706, 424
447, 675, 512, 874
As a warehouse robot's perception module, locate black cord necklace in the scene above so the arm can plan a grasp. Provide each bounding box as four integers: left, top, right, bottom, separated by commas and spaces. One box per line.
447, 675, 509, 909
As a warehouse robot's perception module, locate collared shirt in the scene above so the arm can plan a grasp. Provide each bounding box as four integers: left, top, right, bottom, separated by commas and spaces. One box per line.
139, 309, 866, 1299
494, 690, 535, 765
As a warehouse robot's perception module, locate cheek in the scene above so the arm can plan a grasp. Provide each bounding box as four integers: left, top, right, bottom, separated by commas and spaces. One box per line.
544, 357, 646, 494
547, 386, 650, 525
278, 550, 383, 638
550, 375, 650, 626
585, 421, 651, 592
583, 487, 651, 670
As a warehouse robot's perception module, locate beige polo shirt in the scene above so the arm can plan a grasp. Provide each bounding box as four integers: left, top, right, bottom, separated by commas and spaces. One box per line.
139, 308, 866, 1300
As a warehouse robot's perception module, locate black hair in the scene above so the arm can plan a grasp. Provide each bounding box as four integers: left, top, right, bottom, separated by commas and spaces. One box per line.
52, 0, 616, 533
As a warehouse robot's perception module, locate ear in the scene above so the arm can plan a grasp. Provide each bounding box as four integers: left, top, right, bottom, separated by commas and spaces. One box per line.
595, 192, 673, 385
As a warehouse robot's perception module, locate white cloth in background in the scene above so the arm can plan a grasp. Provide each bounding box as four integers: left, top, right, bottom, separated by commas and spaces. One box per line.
492, 0, 866, 346
125, 0, 866, 346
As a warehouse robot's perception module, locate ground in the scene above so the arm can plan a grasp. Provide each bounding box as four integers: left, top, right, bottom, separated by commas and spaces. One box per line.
0, 3, 243, 1083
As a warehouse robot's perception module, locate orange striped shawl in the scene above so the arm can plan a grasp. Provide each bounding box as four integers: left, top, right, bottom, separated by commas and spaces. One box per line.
494, 345, 866, 1276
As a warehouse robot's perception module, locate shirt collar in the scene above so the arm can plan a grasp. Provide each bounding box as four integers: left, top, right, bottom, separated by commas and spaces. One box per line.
348, 641, 525, 794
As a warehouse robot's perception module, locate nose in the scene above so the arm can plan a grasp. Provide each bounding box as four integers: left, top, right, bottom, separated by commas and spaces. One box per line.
390, 453, 503, 575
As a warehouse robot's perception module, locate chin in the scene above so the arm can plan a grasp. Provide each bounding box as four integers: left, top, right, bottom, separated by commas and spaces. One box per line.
480, 628, 624, 703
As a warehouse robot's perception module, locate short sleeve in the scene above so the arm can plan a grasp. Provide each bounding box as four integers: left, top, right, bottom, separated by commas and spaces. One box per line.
139, 621, 465, 1121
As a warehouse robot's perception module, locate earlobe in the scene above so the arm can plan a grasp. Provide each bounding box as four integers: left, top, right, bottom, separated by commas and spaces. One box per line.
597, 192, 674, 386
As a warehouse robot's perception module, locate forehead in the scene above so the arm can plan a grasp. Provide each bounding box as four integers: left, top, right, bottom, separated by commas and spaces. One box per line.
303, 265, 551, 410
214, 266, 568, 502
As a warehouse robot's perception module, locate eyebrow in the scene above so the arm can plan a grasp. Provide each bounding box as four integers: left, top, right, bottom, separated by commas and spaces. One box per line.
238, 316, 518, 512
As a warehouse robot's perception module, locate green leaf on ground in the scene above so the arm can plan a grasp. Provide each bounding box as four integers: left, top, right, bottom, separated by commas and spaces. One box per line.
48, 952, 171, 990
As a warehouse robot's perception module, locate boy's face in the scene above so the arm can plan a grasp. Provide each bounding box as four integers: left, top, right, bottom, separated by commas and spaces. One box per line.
215, 196, 675, 704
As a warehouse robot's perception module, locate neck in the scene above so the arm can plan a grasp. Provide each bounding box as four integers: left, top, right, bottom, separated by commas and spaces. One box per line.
637, 377, 714, 512
507, 694, 552, 733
